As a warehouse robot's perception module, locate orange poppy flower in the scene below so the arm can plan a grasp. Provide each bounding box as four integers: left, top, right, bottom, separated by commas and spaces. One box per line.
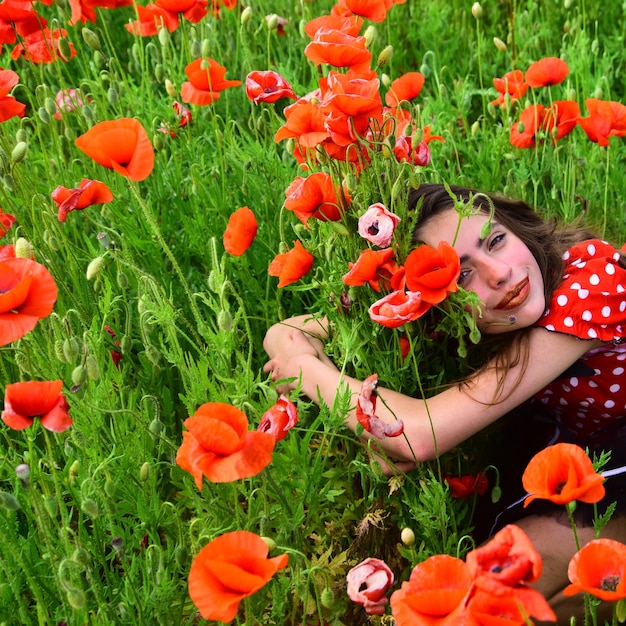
51, 178, 114, 222
245, 70, 296, 105
0, 68, 25, 123
125, 4, 179, 36
343, 248, 397, 292
274, 98, 330, 148
2, 380, 71, 432
75, 118, 155, 182
491, 69, 527, 107
509, 104, 545, 148
0, 257, 57, 346
82, 0, 133, 8
0, 245, 15, 260
156, 0, 207, 22
283, 172, 349, 225
268, 240, 314, 288
223, 206, 258, 256
0, 208, 16, 238
67, 0, 97, 24
181, 58, 241, 106
522, 442, 605, 507
525, 57, 569, 88
188, 530, 288, 623
541, 99, 580, 142
304, 29, 372, 71
304, 13, 363, 39
369, 289, 431, 328
563, 539, 626, 601
578, 98, 626, 147
464, 589, 532, 626
176, 402, 274, 487
385, 72, 425, 107
11, 27, 76, 64
390, 554, 473, 626
257, 394, 298, 442
338, 0, 394, 22
400, 241, 460, 305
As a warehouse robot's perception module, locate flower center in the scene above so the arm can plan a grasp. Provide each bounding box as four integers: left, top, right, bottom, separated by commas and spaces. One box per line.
367, 221, 380, 235
600, 575, 620, 592
554, 480, 566, 494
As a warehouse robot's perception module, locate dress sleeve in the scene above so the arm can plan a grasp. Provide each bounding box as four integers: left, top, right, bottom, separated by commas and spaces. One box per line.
537, 239, 626, 342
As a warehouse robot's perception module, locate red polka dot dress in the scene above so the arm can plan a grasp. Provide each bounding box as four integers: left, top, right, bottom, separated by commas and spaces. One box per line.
533, 239, 626, 446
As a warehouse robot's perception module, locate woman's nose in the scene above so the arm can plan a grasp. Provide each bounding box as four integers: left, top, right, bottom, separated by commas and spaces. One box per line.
482, 259, 511, 288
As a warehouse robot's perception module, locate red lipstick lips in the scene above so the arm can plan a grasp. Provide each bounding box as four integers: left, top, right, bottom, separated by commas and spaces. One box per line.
496, 277, 529, 310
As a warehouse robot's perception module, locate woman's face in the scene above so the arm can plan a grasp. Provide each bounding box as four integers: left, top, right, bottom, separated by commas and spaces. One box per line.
418, 208, 546, 334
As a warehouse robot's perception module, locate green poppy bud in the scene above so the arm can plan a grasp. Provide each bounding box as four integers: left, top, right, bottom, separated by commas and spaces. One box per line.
81, 497, 99, 519
376, 45, 393, 68
493, 37, 507, 52
82, 27, 101, 51
0, 491, 20, 511
38, 107, 51, 124
400, 527, 416, 545
86, 355, 99, 380
71, 365, 88, 387
240, 6, 252, 25
66, 589, 86, 610
14, 237, 33, 258
471, 2, 483, 18
321, 587, 335, 608
57, 37, 72, 62
158, 27, 170, 47
139, 462, 150, 482
86, 256, 105, 280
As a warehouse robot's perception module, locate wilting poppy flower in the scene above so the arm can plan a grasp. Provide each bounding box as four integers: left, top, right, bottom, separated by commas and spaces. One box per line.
176, 402, 274, 487
0, 208, 16, 237
223, 206, 258, 256
491, 69, 528, 107
283, 172, 348, 225
342, 248, 397, 292
399, 336, 410, 360
578, 98, 626, 146
188, 530, 288, 623
2, 380, 71, 432
522, 442, 605, 507
398, 241, 460, 305
0, 257, 57, 346
338, 0, 394, 22
268, 240, 314, 288
181, 58, 241, 106
356, 374, 404, 439
125, 4, 179, 36
525, 57, 569, 88
304, 13, 363, 39
358, 202, 400, 248
257, 394, 298, 442
274, 98, 330, 148
51, 179, 114, 222
391, 554, 473, 626
75, 118, 155, 182
11, 28, 76, 64
304, 29, 372, 71
563, 539, 626, 601
444, 473, 488, 499
393, 135, 431, 166
0, 68, 25, 123
156, 0, 207, 22
369, 290, 430, 328
347, 557, 395, 615
385, 72, 425, 107
104, 325, 122, 367
246, 70, 296, 105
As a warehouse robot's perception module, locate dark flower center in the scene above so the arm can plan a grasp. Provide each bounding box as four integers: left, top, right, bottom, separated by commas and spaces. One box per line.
367, 221, 380, 235
600, 575, 620, 592
554, 480, 567, 494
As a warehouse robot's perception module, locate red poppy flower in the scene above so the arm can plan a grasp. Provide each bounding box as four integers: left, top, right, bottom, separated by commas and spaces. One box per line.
0, 245, 15, 260
522, 442, 605, 507
188, 530, 288, 623
342, 248, 397, 292
0, 257, 57, 346
223, 206, 258, 256
390, 554, 473, 626
399, 241, 460, 305
0, 208, 16, 238
541, 100, 581, 142
563, 539, 626, 601
347, 557, 395, 615
369, 289, 431, 328
444, 473, 488, 499
0, 68, 25, 122
104, 325, 122, 367
245, 70, 296, 105
283, 172, 349, 225
578, 98, 626, 147
0, 1, 44, 35
175, 402, 275, 487
356, 374, 404, 438
181, 58, 241, 106
491, 69, 528, 107
75, 118, 155, 182
304, 29, 372, 71
156, 0, 207, 22
82, 0, 133, 8
304, 13, 363, 39
509, 104, 545, 148
11, 28, 76, 64
337, 0, 394, 22
274, 98, 330, 148
268, 240, 314, 288
2, 380, 71, 432
67, 0, 97, 24
257, 394, 298, 442
525, 57, 569, 88
125, 4, 179, 36
464, 589, 531, 626
399, 336, 410, 360
385, 72, 425, 107
51, 179, 114, 222
393, 135, 431, 166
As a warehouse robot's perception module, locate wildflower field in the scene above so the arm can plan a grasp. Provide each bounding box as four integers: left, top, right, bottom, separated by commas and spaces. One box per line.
1, 0, 626, 624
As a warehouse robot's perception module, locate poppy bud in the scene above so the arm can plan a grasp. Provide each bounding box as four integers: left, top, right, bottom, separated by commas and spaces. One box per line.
377, 45, 393, 68
401, 527, 416, 545
139, 462, 150, 482
321, 587, 335, 608
82, 104, 94, 121
594, 86, 603, 100
15, 129, 27, 145
591, 39, 599, 54
471, 2, 483, 18
207, 270, 221, 293
57, 37, 72, 62
44, 96, 57, 116
104, 478, 116, 498
86, 256, 105, 280
44, 495, 58, 517
260, 536, 276, 551
66, 589, 86, 610
64, 126, 75, 142
15, 464, 30, 488
438, 83, 448, 98
0, 491, 20, 511
217, 310, 233, 332
364, 25, 377, 47
200, 39, 210, 58
266, 13, 278, 30
55, 339, 67, 362
86, 355, 99, 380
11, 141, 27, 164
154, 63, 164, 83
419, 63, 431, 78
117, 271, 129, 290
14, 237, 33, 258
131, 43, 141, 65
38, 107, 51, 124
93, 50, 105, 69
174, 545, 188, 568
120, 335, 132, 355
165, 79, 177, 98
149, 418, 164, 435
2, 172, 15, 192
72, 365, 88, 387
153, 133, 165, 151
493, 37, 507, 52
240, 6, 252, 24
145, 345, 160, 366
81, 497, 99, 518
564, 0, 574, 6
158, 27, 170, 47
69, 459, 80, 482
190, 40, 202, 58
107, 87, 118, 105
471, 120, 480, 136
82, 27, 101, 51
72, 547, 90, 566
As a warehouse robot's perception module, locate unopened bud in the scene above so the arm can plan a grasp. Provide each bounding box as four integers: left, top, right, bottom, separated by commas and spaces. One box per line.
260, 536, 276, 551
401, 527, 416, 546
57, 37, 72, 62
15, 128, 28, 144
66, 589, 86, 610
149, 418, 164, 435
471, 120, 480, 136
93, 50, 105, 69
14, 237, 33, 258
86, 256, 105, 280
139, 462, 150, 482
217, 309, 233, 332
376, 45, 393, 68
71, 365, 87, 387
564, 0, 574, 6
82, 27, 101, 51
321, 587, 335, 609
265, 13, 278, 30
493, 37, 507, 52
81, 497, 99, 518
44, 97, 57, 116
11, 141, 28, 163
165, 79, 177, 98
200, 38, 210, 58
0, 491, 20, 511
240, 5, 252, 24
72, 547, 90, 566
86, 355, 99, 380
106, 87, 118, 105
154, 63, 164, 83
44, 495, 58, 517
471, 2, 483, 18
594, 85, 603, 100
144, 344, 160, 366
363, 25, 377, 47
16, 464, 30, 488
158, 27, 170, 47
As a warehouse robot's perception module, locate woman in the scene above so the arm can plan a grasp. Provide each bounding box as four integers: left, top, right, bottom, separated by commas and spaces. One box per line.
263, 184, 626, 620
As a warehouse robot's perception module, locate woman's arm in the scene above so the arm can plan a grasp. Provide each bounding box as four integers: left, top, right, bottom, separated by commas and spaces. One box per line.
264, 322, 601, 464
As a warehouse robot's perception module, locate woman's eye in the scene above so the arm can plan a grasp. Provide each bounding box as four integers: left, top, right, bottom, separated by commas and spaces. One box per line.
489, 233, 505, 250
458, 269, 470, 285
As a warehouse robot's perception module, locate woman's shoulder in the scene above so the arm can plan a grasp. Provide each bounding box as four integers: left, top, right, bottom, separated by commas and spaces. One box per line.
536, 238, 626, 342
